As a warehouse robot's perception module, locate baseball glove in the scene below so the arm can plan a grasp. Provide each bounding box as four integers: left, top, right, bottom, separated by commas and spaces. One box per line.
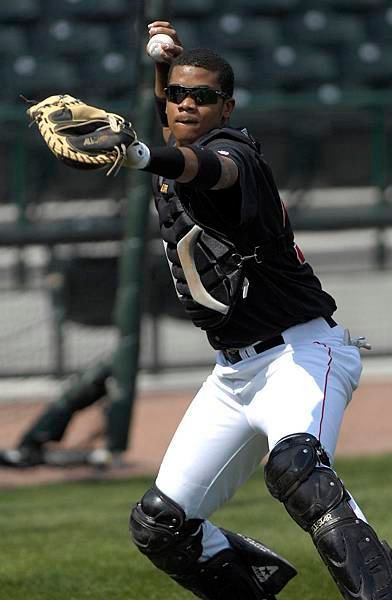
27, 94, 138, 176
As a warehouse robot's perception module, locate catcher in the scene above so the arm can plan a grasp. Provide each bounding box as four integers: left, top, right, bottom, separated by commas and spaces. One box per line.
27, 20, 392, 600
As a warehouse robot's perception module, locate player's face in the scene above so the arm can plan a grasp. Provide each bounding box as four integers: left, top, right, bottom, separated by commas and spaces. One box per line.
166, 65, 234, 146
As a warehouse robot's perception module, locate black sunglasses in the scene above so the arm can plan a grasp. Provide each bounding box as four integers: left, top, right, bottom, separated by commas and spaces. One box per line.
164, 84, 230, 106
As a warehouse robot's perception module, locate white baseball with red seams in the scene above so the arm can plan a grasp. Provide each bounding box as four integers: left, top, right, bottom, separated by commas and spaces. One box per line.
146, 33, 174, 62
155, 316, 364, 558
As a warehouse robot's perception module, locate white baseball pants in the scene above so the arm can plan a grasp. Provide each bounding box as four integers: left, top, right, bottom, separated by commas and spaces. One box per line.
155, 317, 363, 558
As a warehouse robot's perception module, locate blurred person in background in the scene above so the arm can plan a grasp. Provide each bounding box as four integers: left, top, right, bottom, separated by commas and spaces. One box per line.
0, 362, 116, 468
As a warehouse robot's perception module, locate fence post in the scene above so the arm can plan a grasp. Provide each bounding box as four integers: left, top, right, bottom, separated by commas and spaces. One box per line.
106, 0, 171, 452
371, 107, 388, 269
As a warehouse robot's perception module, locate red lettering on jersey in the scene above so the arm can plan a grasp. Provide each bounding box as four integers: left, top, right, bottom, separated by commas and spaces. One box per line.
294, 242, 306, 264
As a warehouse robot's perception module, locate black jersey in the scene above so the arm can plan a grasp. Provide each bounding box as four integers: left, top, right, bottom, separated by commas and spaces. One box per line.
171, 126, 336, 350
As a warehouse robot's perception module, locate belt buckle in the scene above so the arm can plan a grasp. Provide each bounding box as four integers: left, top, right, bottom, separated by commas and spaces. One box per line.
224, 348, 241, 364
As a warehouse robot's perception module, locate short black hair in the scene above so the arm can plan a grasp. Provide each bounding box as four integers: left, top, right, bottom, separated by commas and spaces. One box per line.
169, 48, 234, 98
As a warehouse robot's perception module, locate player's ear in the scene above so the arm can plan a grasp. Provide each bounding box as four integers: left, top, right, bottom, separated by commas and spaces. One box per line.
221, 98, 235, 123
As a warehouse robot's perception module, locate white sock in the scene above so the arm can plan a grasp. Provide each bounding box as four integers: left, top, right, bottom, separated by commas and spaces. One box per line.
198, 521, 231, 562
348, 493, 368, 522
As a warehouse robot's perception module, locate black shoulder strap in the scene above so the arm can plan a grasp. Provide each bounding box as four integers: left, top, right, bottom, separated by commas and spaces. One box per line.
196, 126, 260, 151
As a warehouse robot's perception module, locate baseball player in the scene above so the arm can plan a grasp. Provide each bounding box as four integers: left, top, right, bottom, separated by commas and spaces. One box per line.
24, 20, 392, 600
126, 21, 392, 599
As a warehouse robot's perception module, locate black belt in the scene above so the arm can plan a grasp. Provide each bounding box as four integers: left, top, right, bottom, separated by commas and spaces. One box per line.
222, 316, 337, 364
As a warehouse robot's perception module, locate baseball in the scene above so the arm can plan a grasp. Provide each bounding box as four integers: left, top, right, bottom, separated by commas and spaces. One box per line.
147, 33, 174, 62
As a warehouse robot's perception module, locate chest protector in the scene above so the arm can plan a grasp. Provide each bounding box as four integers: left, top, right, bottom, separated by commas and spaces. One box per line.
153, 128, 291, 330
154, 178, 245, 330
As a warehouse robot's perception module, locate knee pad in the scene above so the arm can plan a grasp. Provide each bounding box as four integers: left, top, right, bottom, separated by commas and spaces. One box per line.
264, 433, 345, 530
129, 485, 203, 575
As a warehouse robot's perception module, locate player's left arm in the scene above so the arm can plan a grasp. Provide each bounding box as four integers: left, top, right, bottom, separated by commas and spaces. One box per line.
126, 143, 239, 190
175, 147, 239, 190
26, 94, 239, 189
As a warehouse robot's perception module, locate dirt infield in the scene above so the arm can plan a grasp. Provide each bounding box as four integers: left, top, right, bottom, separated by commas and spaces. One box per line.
0, 377, 391, 488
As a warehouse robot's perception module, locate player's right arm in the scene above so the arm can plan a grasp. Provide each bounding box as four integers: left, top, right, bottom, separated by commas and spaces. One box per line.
147, 21, 183, 144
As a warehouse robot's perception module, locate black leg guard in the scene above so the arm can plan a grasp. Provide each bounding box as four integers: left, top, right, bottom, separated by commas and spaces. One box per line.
314, 506, 392, 599
175, 530, 297, 600
265, 433, 392, 599
130, 485, 297, 600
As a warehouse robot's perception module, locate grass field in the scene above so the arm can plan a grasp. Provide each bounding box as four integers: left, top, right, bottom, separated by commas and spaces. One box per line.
1, 454, 392, 600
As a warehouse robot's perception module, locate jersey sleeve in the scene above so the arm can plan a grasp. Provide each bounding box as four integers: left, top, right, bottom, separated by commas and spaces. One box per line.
205, 137, 262, 225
